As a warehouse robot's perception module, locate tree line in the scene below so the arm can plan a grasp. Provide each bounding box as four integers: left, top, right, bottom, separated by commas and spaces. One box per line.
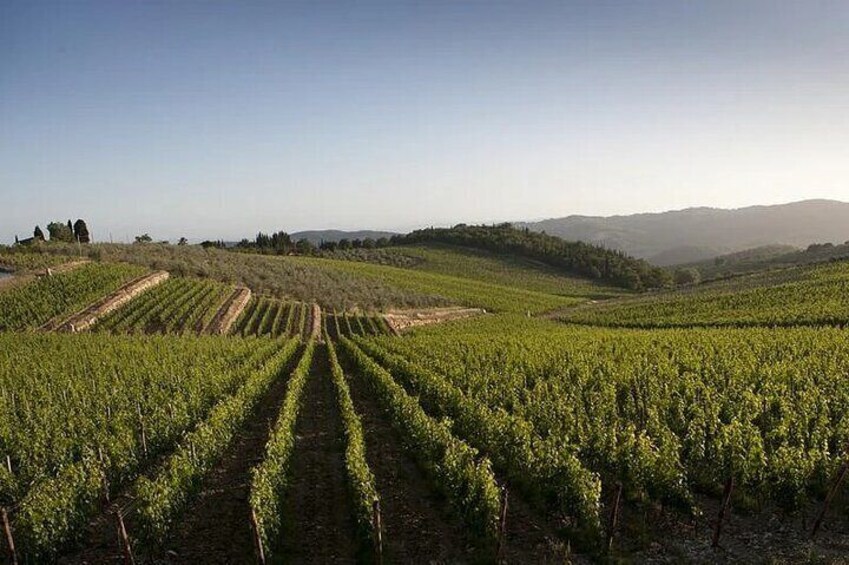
231, 231, 394, 255
17, 219, 91, 245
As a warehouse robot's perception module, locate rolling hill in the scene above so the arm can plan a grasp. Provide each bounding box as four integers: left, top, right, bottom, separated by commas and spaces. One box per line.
519, 199, 849, 265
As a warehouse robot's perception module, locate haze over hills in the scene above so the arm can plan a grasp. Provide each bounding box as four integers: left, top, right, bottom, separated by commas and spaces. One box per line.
518, 199, 849, 266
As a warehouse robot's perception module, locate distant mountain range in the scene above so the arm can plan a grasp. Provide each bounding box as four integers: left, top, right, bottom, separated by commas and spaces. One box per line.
290, 230, 398, 244
518, 199, 849, 266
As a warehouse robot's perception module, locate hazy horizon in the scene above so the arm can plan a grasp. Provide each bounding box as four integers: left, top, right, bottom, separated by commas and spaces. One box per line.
3, 1, 849, 242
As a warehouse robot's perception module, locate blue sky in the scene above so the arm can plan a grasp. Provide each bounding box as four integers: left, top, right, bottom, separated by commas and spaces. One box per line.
2, 1, 848, 242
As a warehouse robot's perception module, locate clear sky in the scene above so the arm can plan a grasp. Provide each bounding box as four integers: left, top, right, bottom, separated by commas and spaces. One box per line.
2, 1, 848, 242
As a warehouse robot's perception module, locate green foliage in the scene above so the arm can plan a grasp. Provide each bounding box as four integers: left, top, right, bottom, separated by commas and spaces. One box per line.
324, 311, 393, 340
353, 336, 603, 538
249, 341, 316, 557
0, 262, 145, 330
72, 219, 91, 243
339, 337, 502, 541
559, 260, 849, 328
323, 243, 625, 300
232, 297, 306, 338
369, 317, 849, 514
135, 338, 299, 544
298, 256, 580, 314
0, 333, 280, 557
393, 223, 671, 289
326, 338, 379, 545
36, 242, 443, 311
94, 277, 232, 335
673, 267, 700, 285
0, 250, 75, 272
46, 221, 75, 243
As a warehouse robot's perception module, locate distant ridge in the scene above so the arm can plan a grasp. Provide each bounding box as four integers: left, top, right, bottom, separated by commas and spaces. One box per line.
519, 199, 849, 265
290, 229, 398, 244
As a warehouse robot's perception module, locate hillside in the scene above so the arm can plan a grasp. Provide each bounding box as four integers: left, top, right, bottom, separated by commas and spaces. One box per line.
520, 199, 849, 265
3, 238, 849, 563
393, 223, 670, 289
324, 243, 625, 299
290, 229, 398, 244
682, 241, 849, 280
554, 258, 849, 328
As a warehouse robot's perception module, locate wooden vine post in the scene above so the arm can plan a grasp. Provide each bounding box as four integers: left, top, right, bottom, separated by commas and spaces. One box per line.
136, 403, 147, 457
113, 505, 134, 565
606, 482, 624, 552
1, 507, 17, 565
712, 476, 734, 548
496, 486, 509, 562
250, 508, 266, 565
811, 458, 849, 539
372, 498, 383, 564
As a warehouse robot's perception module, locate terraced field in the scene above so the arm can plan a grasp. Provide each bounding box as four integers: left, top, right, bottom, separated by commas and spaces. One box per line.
94, 277, 233, 335
0, 262, 146, 331
230, 296, 307, 338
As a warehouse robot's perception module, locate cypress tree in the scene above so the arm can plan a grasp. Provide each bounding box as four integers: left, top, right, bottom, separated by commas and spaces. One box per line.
73, 219, 91, 243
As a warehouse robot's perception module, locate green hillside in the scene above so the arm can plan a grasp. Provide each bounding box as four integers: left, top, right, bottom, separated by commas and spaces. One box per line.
555, 259, 849, 328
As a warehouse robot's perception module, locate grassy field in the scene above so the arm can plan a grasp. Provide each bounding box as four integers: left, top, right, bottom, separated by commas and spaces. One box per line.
327, 243, 625, 299
0, 249, 78, 272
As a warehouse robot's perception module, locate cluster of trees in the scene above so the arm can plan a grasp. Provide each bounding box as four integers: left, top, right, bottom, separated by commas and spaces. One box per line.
233, 231, 315, 255
232, 231, 398, 256
317, 236, 391, 251
18, 219, 90, 245
392, 223, 671, 290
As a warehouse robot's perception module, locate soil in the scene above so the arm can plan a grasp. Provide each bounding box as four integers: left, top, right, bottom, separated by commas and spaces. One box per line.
58, 346, 303, 564
615, 493, 849, 564
276, 345, 358, 563
342, 352, 482, 563
206, 287, 252, 335
383, 306, 485, 333
157, 351, 301, 563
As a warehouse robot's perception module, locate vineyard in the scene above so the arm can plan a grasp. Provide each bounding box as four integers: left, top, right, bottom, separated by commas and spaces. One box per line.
93, 277, 234, 335
0, 247, 847, 562
325, 310, 395, 339
230, 296, 309, 338
0, 262, 146, 331
557, 260, 849, 328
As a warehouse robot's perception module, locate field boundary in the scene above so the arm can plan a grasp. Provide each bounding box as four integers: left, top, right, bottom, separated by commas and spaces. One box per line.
45, 270, 170, 332
0, 258, 91, 292
383, 306, 484, 333
207, 286, 252, 335
308, 303, 323, 342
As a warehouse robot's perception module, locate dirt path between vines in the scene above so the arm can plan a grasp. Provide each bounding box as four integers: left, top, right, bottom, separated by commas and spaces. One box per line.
342, 353, 478, 563
205, 286, 252, 335
58, 346, 301, 564
159, 351, 302, 563
368, 350, 579, 563
277, 344, 358, 563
